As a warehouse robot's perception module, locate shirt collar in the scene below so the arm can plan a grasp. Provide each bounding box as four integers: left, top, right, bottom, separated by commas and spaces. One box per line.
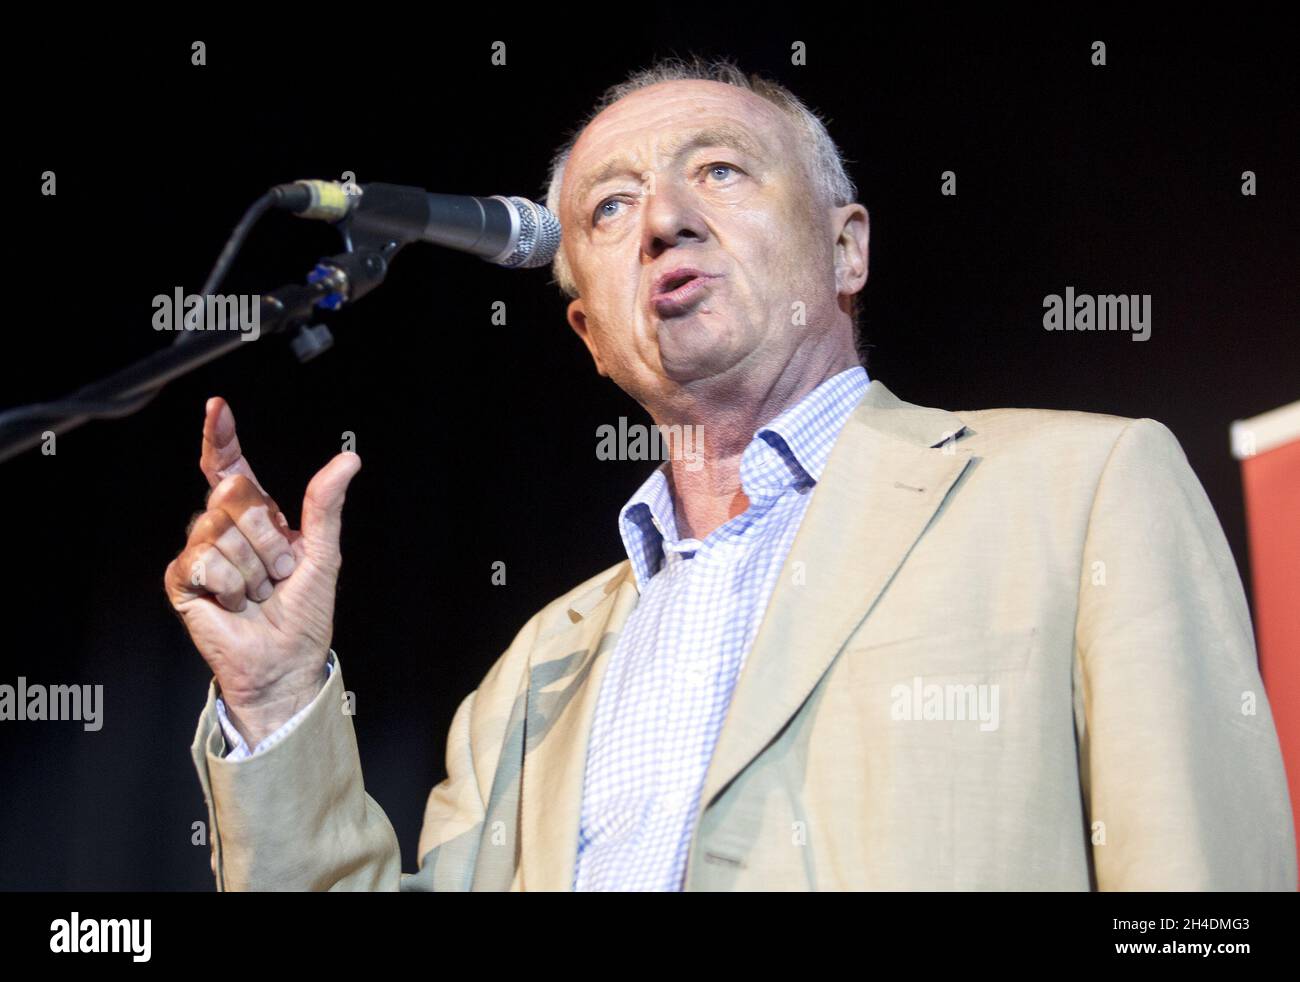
618, 365, 871, 590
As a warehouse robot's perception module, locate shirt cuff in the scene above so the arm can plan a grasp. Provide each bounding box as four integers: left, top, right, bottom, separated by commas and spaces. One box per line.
215, 652, 335, 761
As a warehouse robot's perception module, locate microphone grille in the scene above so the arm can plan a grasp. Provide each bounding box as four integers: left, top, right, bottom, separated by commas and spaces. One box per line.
498, 197, 562, 269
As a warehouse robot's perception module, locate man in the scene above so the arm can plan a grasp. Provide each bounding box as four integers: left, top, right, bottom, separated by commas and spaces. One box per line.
167, 57, 1296, 890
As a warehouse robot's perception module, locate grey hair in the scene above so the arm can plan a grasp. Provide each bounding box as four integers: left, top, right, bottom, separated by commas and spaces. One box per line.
543, 55, 863, 332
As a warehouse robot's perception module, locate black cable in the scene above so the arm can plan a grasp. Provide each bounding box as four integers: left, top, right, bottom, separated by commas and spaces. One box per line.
173, 190, 277, 346
0, 389, 160, 429
0, 189, 279, 434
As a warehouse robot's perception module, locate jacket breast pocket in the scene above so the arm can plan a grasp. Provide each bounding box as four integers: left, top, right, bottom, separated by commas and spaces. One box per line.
840, 627, 1036, 686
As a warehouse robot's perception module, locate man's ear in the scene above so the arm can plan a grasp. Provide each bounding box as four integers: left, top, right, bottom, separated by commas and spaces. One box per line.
832, 204, 870, 298
567, 298, 608, 377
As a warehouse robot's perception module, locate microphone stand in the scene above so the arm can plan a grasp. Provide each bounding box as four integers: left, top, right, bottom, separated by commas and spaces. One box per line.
0, 240, 397, 465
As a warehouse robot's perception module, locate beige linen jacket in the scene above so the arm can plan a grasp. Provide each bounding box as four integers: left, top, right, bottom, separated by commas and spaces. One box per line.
190, 378, 1297, 890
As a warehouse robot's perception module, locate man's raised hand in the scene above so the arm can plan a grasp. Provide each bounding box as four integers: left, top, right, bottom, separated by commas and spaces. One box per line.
164, 397, 362, 746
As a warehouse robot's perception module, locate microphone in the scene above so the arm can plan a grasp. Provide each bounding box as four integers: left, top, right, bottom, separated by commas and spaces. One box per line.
270, 179, 562, 269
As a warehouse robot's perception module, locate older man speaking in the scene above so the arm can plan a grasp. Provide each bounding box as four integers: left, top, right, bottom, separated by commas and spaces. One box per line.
167, 57, 1295, 891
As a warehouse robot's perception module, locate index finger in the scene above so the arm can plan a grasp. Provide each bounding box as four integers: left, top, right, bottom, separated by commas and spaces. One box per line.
200, 396, 266, 493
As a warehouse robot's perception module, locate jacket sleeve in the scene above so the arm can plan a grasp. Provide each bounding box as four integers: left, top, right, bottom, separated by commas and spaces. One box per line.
1073, 417, 1297, 889
192, 650, 404, 890
193, 623, 533, 891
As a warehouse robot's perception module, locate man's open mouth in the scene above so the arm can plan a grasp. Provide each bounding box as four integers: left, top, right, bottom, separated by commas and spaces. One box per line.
651, 268, 720, 317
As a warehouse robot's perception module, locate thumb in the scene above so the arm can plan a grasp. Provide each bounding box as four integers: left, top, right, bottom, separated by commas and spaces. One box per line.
299, 452, 362, 563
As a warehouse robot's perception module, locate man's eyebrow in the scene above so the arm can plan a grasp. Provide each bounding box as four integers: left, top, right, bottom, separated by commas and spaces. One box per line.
574, 125, 766, 204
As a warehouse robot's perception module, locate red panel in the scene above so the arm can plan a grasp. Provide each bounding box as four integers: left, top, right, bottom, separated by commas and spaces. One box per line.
1241, 438, 1300, 888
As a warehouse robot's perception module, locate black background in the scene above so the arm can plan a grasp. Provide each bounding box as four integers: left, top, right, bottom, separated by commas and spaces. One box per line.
1, 23, 1295, 889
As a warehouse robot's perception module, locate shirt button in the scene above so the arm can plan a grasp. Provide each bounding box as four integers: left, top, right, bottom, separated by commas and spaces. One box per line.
683, 667, 709, 686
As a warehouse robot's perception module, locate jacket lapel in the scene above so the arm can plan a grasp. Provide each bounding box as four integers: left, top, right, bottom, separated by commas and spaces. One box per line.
687, 379, 975, 873
517, 561, 638, 890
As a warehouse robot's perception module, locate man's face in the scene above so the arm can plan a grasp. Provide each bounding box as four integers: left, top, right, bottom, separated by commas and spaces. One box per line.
561, 80, 864, 411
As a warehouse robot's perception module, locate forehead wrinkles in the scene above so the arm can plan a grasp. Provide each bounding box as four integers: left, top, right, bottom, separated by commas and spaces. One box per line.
565, 87, 791, 215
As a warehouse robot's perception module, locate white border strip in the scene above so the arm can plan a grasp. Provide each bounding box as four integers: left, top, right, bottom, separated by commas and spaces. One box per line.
1231, 399, 1300, 459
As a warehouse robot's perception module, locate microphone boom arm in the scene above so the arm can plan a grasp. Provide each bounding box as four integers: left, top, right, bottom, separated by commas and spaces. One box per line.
0, 240, 393, 465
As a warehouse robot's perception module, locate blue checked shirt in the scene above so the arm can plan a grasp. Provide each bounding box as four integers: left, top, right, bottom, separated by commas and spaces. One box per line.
572, 365, 871, 891
215, 365, 872, 890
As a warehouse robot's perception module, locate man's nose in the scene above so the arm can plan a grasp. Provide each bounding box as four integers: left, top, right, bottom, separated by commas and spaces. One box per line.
639, 176, 708, 259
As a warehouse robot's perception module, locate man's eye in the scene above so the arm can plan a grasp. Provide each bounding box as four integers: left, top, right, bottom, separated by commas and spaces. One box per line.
593, 197, 624, 226
705, 163, 740, 182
